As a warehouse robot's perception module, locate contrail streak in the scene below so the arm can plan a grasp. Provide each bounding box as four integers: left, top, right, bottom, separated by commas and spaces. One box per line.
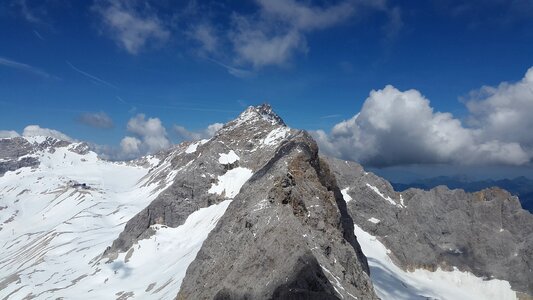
66, 61, 119, 89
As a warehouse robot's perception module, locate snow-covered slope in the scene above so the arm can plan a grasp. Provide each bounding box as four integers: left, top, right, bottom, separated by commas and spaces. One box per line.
353, 224, 517, 300
0, 137, 183, 299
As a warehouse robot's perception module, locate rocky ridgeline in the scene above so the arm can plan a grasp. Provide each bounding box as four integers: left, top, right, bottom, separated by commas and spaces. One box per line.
0, 136, 91, 177
178, 131, 376, 299
104, 104, 378, 299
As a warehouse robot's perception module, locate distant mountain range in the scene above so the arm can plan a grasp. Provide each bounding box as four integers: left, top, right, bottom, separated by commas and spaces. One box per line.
1, 105, 532, 299
392, 176, 533, 213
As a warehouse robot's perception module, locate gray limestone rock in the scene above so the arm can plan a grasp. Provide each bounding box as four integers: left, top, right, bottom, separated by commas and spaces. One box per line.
0, 137, 72, 176
326, 157, 533, 297
177, 131, 377, 300
104, 104, 297, 256
105, 105, 378, 299
0, 136, 90, 177
0, 137, 39, 176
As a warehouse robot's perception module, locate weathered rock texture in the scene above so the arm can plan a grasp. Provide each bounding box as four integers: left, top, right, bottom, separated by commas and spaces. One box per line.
104, 104, 296, 256
177, 131, 376, 300
106, 105, 378, 299
0, 136, 80, 176
327, 157, 533, 297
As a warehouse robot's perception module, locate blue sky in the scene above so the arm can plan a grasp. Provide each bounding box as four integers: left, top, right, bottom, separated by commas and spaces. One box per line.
1, 0, 533, 176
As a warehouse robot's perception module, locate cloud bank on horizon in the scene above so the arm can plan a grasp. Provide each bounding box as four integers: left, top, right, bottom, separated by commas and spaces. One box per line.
0, 115, 221, 161
313, 66, 533, 167
2, 66, 533, 166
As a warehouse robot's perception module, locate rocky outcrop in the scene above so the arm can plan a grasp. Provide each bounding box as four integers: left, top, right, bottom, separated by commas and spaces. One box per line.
177, 131, 377, 300
0, 137, 74, 176
104, 105, 378, 299
104, 104, 297, 256
0, 137, 39, 176
326, 157, 533, 297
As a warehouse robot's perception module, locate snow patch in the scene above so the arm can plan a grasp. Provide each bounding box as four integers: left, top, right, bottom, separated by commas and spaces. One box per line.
341, 187, 353, 202
208, 167, 253, 199
23, 135, 47, 144
94, 200, 232, 299
368, 217, 380, 224
366, 183, 402, 207
185, 143, 199, 153
263, 127, 289, 146
185, 139, 209, 154
146, 155, 161, 167
353, 223, 517, 300
218, 150, 239, 164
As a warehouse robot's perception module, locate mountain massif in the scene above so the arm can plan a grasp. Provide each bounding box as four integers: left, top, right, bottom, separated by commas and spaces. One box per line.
1, 105, 531, 299
392, 176, 533, 213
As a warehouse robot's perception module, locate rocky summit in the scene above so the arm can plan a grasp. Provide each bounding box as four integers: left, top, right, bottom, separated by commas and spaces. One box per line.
0, 105, 532, 300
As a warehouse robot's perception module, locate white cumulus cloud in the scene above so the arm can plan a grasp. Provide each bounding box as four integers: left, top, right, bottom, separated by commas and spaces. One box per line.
22, 125, 73, 142
126, 113, 171, 154
0, 130, 20, 139
96, 113, 172, 161
313, 67, 533, 167
466, 66, 533, 150
119, 136, 142, 157
173, 122, 224, 141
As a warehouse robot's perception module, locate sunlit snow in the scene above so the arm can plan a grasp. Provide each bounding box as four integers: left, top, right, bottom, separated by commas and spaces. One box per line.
262, 127, 289, 146
368, 217, 380, 224
0, 144, 178, 299
366, 183, 403, 207
218, 150, 239, 164
353, 224, 517, 300
208, 167, 253, 199
341, 187, 353, 202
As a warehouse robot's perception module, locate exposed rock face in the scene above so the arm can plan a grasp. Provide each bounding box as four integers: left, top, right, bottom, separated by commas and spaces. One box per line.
104, 104, 296, 256
0, 137, 39, 176
106, 105, 378, 299
326, 157, 533, 297
177, 131, 376, 300
0, 136, 77, 176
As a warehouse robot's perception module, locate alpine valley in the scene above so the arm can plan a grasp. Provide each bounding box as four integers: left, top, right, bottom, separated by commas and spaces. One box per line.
1, 105, 532, 300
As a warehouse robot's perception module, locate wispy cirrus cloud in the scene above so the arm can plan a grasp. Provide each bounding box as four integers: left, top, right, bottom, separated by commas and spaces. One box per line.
434, 0, 533, 27
205, 58, 254, 79
187, 23, 219, 55
77, 112, 114, 129
66, 61, 118, 89
0, 56, 56, 79
182, 0, 403, 73
320, 114, 342, 119
92, 0, 170, 55
33, 29, 45, 41
227, 0, 357, 69
12, 0, 45, 24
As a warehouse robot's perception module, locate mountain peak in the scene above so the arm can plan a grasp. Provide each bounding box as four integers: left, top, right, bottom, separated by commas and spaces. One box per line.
237, 103, 286, 127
